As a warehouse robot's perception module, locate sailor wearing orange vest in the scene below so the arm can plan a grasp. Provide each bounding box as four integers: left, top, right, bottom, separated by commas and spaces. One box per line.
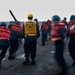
61, 17, 68, 27
41, 22, 48, 46
47, 20, 52, 36
50, 15, 67, 74
0, 22, 10, 65
67, 15, 75, 66
8, 21, 22, 60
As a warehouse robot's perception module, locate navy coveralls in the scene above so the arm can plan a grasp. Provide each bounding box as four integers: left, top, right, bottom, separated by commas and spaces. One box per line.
24, 23, 40, 60
48, 25, 52, 36
0, 23, 10, 61
0, 41, 9, 60
41, 24, 48, 45
54, 28, 66, 69
67, 34, 75, 62
8, 24, 22, 57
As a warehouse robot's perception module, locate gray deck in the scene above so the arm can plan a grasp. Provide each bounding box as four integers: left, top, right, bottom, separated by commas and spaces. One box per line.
0, 37, 75, 75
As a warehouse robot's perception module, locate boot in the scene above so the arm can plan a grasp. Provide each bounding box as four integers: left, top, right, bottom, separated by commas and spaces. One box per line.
0, 56, 1, 66
72, 60, 75, 66
23, 58, 30, 65
42, 41, 45, 46
0, 60, 1, 66
8, 55, 15, 60
8, 53, 16, 60
58, 68, 68, 75
31, 59, 36, 65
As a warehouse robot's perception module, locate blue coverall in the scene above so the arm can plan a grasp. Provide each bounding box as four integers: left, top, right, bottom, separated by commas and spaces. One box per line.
41, 24, 48, 46
8, 22, 22, 58
0, 23, 10, 64
54, 28, 66, 69
67, 33, 75, 63
24, 22, 40, 60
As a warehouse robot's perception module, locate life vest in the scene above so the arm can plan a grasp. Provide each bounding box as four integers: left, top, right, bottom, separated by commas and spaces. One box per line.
0, 26, 10, 40
61, 20, 67, 29
61, 20, 68, 26
68, 21, 75, 34
47, 20, 52, 26
24, 20, 37, 36
50, 23, 66, 41
42, 23, 48, 30
11, 24, 22, 33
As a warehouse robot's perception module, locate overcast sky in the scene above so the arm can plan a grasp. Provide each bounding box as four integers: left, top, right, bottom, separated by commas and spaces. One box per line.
0, 0, 75, 21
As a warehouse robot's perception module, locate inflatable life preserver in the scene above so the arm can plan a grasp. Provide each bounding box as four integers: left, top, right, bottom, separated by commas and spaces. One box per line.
51, 23, 66, 41
68, 21, 75, 34
11, 24, 22, 33
24, 21, 37, 36
61, 20, 66, 24
0, 26, 10, 40
47, 20, 52, 26
42, 23, 48, 30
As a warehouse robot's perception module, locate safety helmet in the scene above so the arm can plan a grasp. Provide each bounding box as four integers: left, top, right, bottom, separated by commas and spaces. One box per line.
34, 18, 38, 22
15, 21, 20, 25
70, 15, 75, 20
47, 19, 51, 22
47, 19, 51, 25
0, 22, 6, 27
27, 13, 33, 18
64, 17, 67, 20
52, 15, 60, 21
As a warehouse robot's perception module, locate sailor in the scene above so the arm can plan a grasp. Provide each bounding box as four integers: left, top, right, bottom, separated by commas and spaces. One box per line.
23, 14, 40, 65
67, 15, 75, 66
0, 22, 10, 65
41, 22, 48, 46
8, 21, 22, 60
47, 20, 52, 36
50, 15, 67, 74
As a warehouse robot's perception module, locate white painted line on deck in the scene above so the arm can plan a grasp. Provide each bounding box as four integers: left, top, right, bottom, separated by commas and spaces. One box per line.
2, 58, 5, 61
50, 51, 70, 55
50, 51, 55, 54
16, 53, 25, 59
6, 52, 9, 55
66, 52, 69, 55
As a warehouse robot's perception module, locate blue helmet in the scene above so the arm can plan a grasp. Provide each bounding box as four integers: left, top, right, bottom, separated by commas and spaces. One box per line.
52, 15, 60, 21
15, 21, 20, 25
70, 15, 75, 20
64, 17, 67, 20
0, 22, 6, 27
34, 18, 38, 22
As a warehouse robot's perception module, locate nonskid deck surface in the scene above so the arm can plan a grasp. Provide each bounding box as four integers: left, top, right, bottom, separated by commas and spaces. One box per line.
0, 37, 75, 75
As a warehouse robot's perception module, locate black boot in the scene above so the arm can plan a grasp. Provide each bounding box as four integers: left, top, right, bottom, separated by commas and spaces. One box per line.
72, 61, 75, 66
58, 68, 68, 75
0, 59, 1, 66
23, 58, 30, 65
42, 41, 45, 46
8, 53, 16, 60
31, 59, 36, 65
0, 56, 1, 66
8, 55, 15, 60
0, 60, 1, 66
